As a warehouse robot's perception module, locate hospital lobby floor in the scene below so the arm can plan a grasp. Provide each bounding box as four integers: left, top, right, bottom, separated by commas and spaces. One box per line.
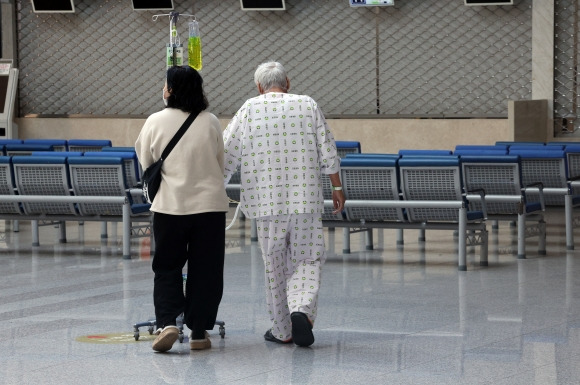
1, 207, 580, 384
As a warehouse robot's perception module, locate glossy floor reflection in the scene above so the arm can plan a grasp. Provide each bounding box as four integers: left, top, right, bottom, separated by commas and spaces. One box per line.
1, 208, 580, 384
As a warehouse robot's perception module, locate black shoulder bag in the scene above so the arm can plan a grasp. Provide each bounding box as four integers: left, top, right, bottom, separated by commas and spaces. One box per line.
142, 111, 199, 204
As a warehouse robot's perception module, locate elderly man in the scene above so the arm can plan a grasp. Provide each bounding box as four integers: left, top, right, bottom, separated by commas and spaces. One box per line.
223, 62, 345, 347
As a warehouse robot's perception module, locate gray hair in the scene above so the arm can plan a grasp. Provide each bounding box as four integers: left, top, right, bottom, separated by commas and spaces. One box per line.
254, 62, 288, 92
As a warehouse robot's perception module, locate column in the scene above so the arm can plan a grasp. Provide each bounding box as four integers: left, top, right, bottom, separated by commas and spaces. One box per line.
531, 0, 555, 140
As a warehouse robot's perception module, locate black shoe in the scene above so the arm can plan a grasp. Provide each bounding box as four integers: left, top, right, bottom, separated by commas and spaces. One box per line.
291, 312, 314, 347
264, 329, 292, 344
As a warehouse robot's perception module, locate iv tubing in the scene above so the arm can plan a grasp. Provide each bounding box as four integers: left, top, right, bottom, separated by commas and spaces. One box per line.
225, 203, 242, 231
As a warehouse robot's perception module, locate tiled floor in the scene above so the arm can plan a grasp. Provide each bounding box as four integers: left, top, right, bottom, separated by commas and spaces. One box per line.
1, 207, 580, 384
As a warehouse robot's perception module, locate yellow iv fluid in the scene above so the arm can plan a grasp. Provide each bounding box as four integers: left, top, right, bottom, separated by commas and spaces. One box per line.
188, 20, 202, 71
188, 36, 202, 71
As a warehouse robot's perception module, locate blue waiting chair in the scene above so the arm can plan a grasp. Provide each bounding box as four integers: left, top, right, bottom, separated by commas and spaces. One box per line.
67, 139, 112, 152
24, 139, 67, 151
460, 154, 546, 259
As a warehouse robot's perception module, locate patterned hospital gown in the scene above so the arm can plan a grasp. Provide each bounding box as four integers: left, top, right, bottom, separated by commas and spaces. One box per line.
223, 92, 340, 219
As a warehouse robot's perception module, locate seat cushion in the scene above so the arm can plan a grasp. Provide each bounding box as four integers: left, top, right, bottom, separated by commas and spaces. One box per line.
524, 202, 543, 213
467, 211, 485, 221
131, 203, 151, 214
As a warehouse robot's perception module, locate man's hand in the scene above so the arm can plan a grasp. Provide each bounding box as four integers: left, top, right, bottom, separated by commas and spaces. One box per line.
332, 189, 345, 214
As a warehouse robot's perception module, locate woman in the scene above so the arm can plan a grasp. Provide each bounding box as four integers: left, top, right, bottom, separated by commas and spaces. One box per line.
135, 66, 229, 353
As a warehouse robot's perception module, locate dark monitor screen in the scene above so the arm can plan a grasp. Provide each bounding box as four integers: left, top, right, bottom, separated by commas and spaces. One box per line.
464, 0, 513, 4
31, 0, 75, 13
132, 0, 174, 10
0, 76, 8, 114
241, 0, 286, 10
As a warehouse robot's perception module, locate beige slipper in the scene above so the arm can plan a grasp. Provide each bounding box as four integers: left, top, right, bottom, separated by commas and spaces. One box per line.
189, 331, 211, 350
152, 325, 180, 352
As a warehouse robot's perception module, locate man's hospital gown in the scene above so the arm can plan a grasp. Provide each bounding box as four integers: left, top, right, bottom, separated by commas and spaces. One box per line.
223, 92, 340, 341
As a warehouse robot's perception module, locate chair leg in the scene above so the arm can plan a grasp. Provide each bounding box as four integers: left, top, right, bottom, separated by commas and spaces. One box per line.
517, 213, 526, 259
365, 229, 373, 250
122, 203, 131, 259
565, 194, 574, 250
418, 228, 426, 242
251, 219, 258, 242
58, 221, 67, 243
396, 228, 404, 246
480, 228, 489, 267
342, 227, 350, 254
31, 220, 39, 247
538, 219, 547, 255
101, 222, 108, 239
457, 208, 467, 271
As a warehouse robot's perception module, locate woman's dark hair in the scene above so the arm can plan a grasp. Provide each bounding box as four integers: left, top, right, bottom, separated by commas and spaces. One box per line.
165, 66, 209, 114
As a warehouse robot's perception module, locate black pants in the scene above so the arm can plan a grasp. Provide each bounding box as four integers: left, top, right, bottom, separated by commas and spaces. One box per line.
152, 211, 225, 336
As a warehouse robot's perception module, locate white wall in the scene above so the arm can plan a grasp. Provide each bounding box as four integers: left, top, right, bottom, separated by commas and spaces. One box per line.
16, 117, 512, 153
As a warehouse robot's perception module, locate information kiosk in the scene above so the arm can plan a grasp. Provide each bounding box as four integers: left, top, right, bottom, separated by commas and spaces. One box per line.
0, 60, 18, 139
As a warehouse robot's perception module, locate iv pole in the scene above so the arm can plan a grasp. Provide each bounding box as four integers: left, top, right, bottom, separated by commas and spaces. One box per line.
152, 12, 196, 68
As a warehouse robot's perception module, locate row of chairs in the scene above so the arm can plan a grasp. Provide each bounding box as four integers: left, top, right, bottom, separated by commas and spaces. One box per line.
396, 145, 577, 207
322, 154, 490, 270
0, 152, 150, 258
0, 139, 114, 155
454, 145, 578, 202
376, 145, 578, 210
9, 138, 567, 265
325, 144, 580, 266
495, 141, 580, 147
27, 150, 142, 188
454, 144, 580, 251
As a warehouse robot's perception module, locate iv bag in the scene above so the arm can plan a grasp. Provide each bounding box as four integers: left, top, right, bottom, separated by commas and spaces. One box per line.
167, 44, 183, 68
188, 20, 202, 71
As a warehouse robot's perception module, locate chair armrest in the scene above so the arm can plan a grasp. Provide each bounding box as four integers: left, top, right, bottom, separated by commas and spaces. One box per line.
466, 188, 487, 219
567, 176, 580, 191
523, 182, 545, 211
127, 188, 147, 205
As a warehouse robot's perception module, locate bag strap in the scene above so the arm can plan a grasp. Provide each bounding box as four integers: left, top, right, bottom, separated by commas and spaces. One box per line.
160, 111, 199, 161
